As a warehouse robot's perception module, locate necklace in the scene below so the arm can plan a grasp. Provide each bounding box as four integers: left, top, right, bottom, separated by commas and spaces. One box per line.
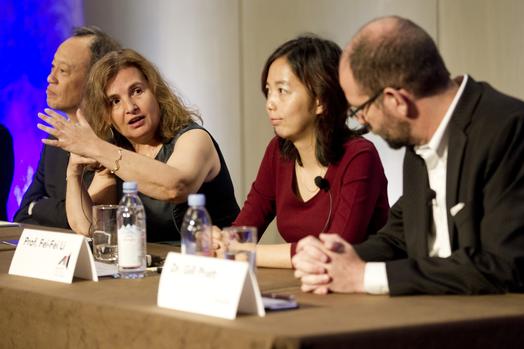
295, 162, 327, 193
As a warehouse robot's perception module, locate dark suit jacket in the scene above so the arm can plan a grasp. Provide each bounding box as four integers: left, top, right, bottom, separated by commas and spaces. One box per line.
354, 77, 524, 295
14, 144, 92, 228
0, 124, 14, 221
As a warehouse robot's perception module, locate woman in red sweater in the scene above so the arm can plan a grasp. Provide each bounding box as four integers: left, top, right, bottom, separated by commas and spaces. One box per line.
227, 35, 389, 268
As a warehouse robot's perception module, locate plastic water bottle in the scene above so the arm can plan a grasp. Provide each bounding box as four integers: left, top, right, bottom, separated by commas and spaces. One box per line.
117, 181, 147, 278
180, 194, 212, 256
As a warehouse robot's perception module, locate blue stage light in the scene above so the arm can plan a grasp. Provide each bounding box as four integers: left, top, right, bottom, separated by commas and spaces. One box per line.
0, 0, 84, 220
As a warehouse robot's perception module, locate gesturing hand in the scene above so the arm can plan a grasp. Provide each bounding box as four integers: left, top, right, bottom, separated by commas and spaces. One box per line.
37, 108, 100, 157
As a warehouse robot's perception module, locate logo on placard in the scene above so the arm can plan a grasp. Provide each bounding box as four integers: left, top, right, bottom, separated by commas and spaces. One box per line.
54, 253, 71, 276
58, 254, 71, 268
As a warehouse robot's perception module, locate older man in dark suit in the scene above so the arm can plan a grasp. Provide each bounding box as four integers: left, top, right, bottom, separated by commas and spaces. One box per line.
292, 16, 524, 295
14, 27, 120, 228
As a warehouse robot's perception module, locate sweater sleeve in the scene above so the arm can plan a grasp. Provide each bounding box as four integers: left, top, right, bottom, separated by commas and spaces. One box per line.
233, 138, 279, 240
328, 139, 389, 244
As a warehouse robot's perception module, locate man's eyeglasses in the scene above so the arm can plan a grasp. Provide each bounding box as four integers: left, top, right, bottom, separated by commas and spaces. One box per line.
347, 89, 384, 118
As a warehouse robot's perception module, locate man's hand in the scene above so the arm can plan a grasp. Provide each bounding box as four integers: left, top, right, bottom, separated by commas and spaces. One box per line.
292, 236, 331, 294
319, 234, 366, 293
292, 234, 367, 294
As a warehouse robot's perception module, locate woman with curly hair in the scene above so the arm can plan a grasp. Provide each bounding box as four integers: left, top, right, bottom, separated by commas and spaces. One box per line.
38, 49, 239, 241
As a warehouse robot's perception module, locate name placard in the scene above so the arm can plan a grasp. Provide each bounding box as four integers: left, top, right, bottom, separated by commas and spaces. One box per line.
8, 229, 98, 283
157, 252, 265, 319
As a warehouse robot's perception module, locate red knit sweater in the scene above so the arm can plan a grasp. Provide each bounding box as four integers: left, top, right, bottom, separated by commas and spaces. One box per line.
234, 136, 390, 256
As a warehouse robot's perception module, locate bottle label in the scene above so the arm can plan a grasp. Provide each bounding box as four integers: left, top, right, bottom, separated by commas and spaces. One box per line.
117, 224, 145, 268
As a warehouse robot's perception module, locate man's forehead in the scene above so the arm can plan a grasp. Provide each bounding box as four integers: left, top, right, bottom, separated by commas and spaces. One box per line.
339, 58, 357, 91
53, 36, 92, 68
338, 53, 350, 74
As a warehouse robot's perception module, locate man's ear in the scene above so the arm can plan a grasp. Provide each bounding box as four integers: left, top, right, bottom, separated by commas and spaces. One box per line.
383, 87, 416, 118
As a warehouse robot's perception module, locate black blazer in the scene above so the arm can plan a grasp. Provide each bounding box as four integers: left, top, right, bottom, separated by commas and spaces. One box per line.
354, 77, 524, 295
14, 144, 92, 228
0, 124, 14, 221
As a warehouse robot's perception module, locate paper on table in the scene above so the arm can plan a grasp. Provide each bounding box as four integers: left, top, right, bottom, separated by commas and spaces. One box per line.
0, 239, 18, 247
0, 221, 20, 227
0, 239, 18, 251
95, 261, 118, 277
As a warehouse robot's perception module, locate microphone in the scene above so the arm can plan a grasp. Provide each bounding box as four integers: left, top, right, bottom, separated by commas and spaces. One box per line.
314, 176, 332, 233
426, 188, 436, 206
314, 176, 330, 192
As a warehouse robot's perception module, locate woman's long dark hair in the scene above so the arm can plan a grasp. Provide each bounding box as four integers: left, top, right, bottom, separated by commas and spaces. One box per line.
261, 35, 362, 166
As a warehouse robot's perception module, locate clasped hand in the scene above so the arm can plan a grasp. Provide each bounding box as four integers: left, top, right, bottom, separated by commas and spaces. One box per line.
291, 233, 366, 294
211, 226, 225, 258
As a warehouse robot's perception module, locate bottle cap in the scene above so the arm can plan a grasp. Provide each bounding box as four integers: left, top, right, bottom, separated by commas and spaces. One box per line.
188, 193, 205, 207
123, 181, 138, 193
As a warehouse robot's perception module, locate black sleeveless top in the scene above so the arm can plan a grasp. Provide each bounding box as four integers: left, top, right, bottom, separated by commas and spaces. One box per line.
117, 122, 240, 242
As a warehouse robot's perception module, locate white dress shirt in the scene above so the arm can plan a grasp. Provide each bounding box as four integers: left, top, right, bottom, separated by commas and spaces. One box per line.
364, 75, 469, 294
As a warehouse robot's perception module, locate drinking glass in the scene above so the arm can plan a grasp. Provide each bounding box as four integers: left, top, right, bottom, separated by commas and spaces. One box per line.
91, 204, 119, 263
221, 226, 257, 273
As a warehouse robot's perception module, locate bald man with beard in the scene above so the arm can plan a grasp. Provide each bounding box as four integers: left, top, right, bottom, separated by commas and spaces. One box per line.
293, 16, 524, 296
